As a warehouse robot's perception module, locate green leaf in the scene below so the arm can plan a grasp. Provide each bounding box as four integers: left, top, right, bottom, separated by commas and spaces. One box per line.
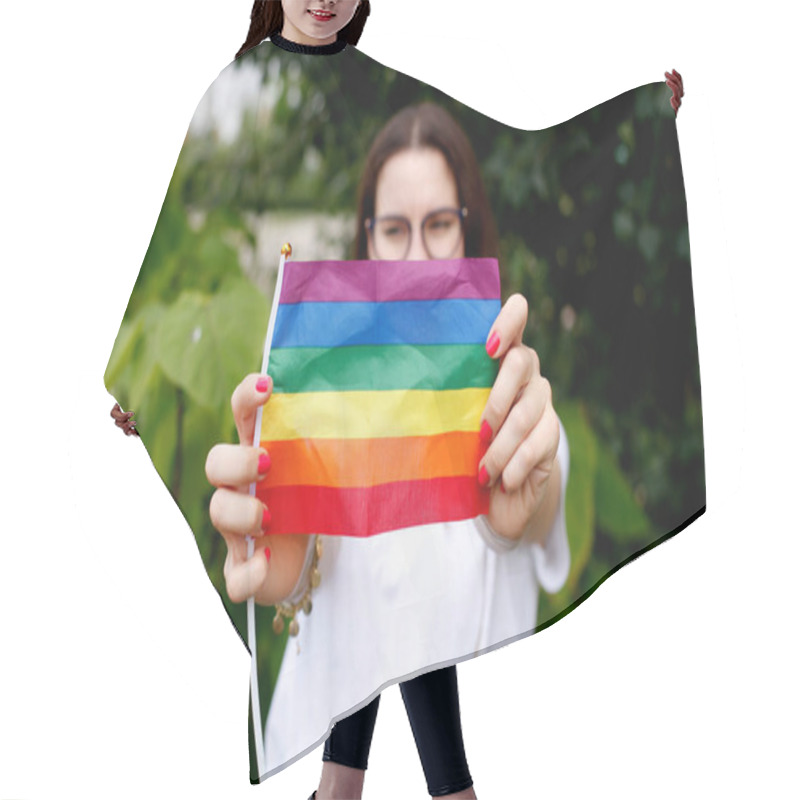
156, 279, 269, 410
136, 367, 178, 487
128, 305, 167, 410
104, 316, 139, 399
595, 440, 651, 542
104, 303, 165, 410
557, 400, 597, 597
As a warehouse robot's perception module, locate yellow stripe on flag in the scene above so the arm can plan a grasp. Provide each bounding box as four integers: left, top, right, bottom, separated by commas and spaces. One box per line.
261, 388, 490, 441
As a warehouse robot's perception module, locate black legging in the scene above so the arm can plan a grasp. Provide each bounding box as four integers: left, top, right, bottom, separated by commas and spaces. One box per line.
323, 664, 473, 797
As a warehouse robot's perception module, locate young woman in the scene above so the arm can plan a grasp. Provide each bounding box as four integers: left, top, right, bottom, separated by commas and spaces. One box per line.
236, 0, 370, 58
205, 3, 570, 798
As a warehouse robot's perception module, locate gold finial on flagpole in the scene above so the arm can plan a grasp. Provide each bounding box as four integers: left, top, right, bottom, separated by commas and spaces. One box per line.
281, 243, 292, 256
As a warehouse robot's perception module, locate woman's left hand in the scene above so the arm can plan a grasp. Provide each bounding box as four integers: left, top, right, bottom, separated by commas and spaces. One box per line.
479, 294, 561, 542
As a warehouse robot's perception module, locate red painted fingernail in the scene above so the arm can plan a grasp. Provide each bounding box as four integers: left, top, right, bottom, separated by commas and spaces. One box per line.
479, 419, 492, 443
486, 332, 500, 357
258, 453, 271, 474
256, 376, 271, 393
264, 546, 271, 563
262, 507, 271, 529
499, 480, 506, 494
478, 464, 490, 487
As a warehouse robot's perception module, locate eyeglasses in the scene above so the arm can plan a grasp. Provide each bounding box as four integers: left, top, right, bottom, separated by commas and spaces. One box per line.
364, 206, 468, 261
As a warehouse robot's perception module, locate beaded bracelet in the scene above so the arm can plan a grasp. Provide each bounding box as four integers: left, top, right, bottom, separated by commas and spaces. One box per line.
272, 535, 323, 636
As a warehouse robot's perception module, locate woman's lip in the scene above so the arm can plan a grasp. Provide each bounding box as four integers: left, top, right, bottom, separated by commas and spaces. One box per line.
308, 9, 335, 21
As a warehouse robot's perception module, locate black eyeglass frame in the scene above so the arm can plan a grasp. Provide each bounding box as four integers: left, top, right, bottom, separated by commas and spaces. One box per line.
364, 206, 469, 260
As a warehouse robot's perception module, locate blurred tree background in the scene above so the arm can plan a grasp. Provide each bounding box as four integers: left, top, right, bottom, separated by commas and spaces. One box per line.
105, 44, 704, 730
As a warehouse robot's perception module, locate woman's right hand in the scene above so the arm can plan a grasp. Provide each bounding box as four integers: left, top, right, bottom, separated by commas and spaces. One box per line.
205, 373, 310, 606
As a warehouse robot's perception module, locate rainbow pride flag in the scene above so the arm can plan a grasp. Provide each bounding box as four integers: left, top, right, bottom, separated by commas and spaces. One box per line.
256, 257, 501, 537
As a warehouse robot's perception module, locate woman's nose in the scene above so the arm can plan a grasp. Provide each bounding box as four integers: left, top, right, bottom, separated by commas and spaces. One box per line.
406, 226, 428, 261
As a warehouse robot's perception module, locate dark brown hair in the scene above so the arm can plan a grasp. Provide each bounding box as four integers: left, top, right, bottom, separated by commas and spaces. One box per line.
236, 1, 371, 60
351, 103, 500, 261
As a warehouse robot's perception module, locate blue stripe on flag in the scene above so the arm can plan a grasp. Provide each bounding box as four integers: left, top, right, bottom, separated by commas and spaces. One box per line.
272, 299, 502, 348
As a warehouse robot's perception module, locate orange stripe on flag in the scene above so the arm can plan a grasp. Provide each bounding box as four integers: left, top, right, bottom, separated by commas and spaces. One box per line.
258, 432, 487, 488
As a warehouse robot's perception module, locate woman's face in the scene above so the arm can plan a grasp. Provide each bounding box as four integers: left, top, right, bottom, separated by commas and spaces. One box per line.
368, 147, 465, 262
281, 1, 361, 45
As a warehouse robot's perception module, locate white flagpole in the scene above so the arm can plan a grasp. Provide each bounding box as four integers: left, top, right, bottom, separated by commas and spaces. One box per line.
246, 243, 292, 781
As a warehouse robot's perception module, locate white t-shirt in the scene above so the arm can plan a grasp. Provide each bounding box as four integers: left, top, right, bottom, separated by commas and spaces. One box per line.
263, 417, 571, 775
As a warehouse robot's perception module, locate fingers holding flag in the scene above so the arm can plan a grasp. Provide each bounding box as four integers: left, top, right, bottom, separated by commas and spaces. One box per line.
222, 532, 272, 605
208, 484, 270, 538
206, 442, 271, 491
478, 293, 561, 542
207, 472, 310, 606
205, 372, 309, 606
482, 367, 553, 492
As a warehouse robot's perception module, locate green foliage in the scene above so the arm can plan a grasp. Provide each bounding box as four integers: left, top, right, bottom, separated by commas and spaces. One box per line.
595, 439, 651, 542
157, 281, 268, 410
557, 400, 597, 599
537, 400, 658, 627
104, 303, 165, 410
136, 366, 178, 483
105, 150, 281, 711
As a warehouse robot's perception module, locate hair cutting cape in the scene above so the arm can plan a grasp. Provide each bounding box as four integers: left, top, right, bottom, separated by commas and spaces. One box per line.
104, 37, 705, 785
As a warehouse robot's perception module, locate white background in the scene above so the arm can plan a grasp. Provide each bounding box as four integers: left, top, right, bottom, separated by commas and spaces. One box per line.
1, 1, 797, 798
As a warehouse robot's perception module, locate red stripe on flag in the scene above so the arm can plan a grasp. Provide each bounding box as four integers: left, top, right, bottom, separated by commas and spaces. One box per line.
258, 476, 491, 537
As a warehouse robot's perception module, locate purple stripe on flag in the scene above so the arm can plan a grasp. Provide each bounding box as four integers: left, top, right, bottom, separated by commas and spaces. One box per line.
279, 258, 501, 304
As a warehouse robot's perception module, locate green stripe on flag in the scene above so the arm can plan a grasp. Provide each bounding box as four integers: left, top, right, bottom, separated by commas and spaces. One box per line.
269, 343, 495, 393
